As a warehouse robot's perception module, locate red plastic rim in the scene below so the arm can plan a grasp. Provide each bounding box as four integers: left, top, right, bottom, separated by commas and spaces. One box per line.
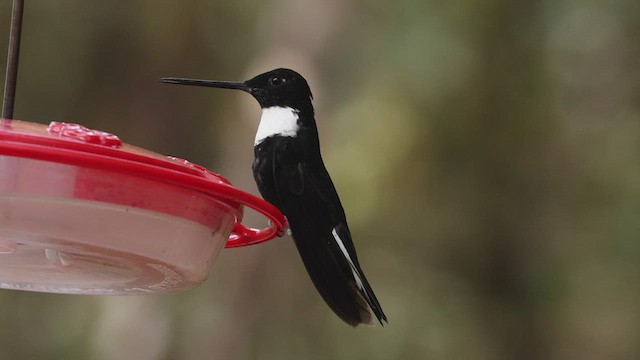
0, 119, 287, 248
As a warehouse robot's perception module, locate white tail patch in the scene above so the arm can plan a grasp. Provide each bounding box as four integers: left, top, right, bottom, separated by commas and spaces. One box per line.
255, 106, 300, 145
332, 227, 376, 326
331, 228, 365, 292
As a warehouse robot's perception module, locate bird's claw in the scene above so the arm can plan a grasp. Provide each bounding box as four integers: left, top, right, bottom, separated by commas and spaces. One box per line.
268, 219, 289, 238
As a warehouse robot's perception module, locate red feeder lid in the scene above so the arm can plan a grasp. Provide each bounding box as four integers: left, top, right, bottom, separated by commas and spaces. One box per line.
0, 119, 286, 247
0, 119, 287, 294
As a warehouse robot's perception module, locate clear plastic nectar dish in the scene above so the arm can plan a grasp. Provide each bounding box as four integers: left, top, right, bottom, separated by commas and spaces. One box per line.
0, 119, 286, 295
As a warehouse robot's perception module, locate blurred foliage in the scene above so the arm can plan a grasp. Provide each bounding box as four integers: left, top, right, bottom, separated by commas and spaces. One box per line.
1, 0, 640, 359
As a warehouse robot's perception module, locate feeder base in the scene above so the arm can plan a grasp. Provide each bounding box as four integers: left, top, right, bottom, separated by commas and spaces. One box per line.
0, 194, 230, 294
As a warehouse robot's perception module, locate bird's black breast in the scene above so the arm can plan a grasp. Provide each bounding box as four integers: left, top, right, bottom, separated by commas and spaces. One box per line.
252, 136, 305, 209
252, 139, 279, 207
252, 134, 345, 232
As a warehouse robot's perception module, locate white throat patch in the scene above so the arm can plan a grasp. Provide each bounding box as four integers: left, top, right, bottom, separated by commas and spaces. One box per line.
255, 106, 300, 145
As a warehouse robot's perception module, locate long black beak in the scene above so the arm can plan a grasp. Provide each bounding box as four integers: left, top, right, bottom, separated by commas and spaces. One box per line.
160, 77, 252, 93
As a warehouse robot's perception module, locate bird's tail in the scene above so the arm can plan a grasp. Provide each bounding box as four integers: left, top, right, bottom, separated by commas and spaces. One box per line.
290, 224, 387, 327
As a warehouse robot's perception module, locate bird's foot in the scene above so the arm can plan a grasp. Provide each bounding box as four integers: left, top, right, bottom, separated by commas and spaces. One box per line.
268, 219, 288, 238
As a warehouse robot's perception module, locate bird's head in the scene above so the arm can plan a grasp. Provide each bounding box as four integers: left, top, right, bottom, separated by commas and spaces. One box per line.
161, 68, 314, 114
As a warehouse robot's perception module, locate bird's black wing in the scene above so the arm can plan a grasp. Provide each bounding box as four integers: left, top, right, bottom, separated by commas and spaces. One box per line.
265, 136, 387, 327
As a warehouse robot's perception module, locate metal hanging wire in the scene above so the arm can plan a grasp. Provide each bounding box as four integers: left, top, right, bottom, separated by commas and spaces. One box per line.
2, 0, 25, 119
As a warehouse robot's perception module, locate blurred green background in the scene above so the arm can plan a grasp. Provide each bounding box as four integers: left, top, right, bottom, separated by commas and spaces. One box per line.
1, 1, 639, 359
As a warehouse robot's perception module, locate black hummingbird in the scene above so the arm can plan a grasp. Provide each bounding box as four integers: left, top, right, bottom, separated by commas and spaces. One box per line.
161, 68, 387, 327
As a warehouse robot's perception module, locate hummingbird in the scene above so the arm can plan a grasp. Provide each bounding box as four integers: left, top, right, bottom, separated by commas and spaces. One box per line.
161, 68, 387, 327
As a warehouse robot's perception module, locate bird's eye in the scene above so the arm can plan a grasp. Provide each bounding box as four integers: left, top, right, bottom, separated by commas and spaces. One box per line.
269, 76, 285, 86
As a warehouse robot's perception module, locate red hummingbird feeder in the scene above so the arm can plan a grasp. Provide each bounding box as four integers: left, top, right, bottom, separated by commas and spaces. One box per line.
0, 0, 286, 294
